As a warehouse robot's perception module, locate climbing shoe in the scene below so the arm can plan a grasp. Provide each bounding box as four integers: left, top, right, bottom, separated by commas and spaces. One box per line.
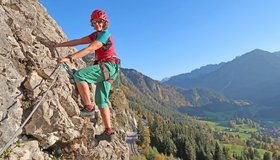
95, 131, 115, 142
80, 107, 94, 117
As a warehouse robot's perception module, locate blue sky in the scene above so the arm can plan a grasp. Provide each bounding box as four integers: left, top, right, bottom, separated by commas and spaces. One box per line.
40, 0, 280, 80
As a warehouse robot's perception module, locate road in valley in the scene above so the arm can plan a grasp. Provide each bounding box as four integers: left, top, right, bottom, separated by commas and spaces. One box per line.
126, 132, 138, 156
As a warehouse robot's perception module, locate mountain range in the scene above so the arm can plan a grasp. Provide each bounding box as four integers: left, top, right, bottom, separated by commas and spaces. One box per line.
121, 68, 253, 121
163, 49, 280, 107
122, 68, 236, 108
122, 49, 280, 121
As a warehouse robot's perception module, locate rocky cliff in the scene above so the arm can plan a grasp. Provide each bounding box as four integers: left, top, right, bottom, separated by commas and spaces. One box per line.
0, 0, 132, 159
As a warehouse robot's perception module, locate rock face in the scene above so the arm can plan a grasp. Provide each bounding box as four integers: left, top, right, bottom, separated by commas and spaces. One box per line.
0, 0, 131, 159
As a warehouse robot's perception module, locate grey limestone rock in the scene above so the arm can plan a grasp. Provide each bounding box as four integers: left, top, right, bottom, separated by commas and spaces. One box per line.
0, 0, 130, 159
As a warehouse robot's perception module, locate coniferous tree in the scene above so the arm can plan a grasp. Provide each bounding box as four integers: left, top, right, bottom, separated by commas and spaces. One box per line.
142, 127, 151, 156
163, 137, 176, 156
147, 147, 158, 160
223, 147, 234, 160
137, 119, 145, 146
254, 148, 261, 160
154, 153, 165, 160
263, 152, 272, 160
185, 140, 196, 160
213, 142, 225, 160
243, 147, 261, 160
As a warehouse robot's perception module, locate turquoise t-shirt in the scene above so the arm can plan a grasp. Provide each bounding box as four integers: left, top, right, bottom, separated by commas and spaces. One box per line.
96, 30, 111, 44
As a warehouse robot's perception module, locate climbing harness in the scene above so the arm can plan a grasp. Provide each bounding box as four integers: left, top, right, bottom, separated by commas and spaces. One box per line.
95, 55, 120, 84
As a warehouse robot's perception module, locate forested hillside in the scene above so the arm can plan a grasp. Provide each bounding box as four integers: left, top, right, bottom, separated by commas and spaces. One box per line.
119, 69, 280, 159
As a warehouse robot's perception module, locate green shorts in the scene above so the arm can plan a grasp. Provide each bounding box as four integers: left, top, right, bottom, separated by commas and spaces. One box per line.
73, 62, 119, 108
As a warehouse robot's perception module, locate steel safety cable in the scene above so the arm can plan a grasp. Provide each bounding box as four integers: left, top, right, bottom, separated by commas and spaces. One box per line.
0, 65, 62, 155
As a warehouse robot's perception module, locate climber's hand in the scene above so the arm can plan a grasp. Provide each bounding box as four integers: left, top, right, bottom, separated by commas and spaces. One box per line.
56, 57, 69, 64
48, 41, 58, 48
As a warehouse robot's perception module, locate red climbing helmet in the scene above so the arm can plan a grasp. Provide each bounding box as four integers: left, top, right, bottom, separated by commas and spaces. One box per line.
91, 9, 108, 22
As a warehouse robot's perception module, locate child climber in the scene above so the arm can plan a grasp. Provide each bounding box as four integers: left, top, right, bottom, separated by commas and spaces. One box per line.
50, 9, 119, 142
